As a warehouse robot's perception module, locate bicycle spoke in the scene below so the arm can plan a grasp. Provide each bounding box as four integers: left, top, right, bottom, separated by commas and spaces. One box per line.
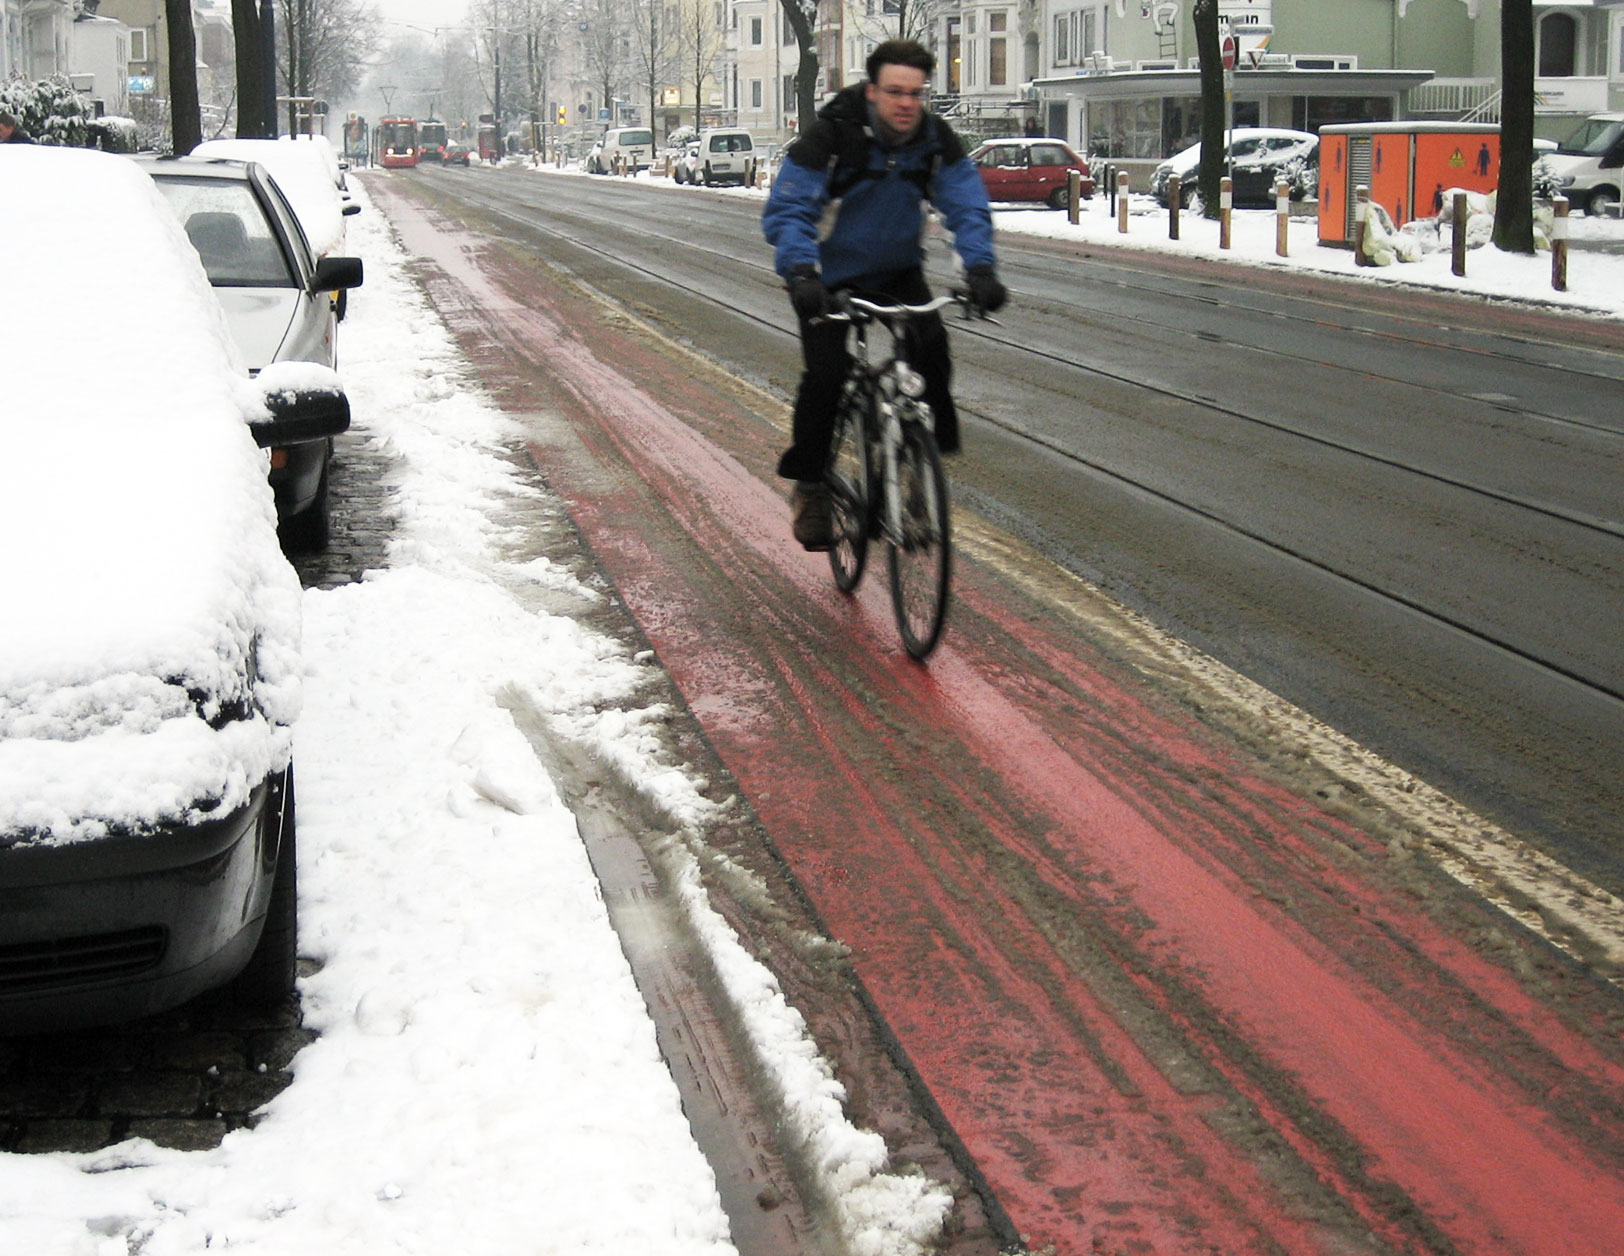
887, 424, 951, 659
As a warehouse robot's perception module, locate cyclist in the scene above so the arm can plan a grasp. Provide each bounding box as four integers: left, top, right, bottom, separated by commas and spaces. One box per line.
762, 39, 1007, 551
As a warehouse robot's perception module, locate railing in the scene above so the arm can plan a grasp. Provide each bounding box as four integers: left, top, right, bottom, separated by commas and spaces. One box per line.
1407, 77, 1498, 119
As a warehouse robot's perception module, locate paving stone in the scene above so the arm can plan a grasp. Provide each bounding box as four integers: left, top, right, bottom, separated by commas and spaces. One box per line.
126, 1118, 229, 1152
95, 1074, 202, 1118
15, 1119, 117, 1155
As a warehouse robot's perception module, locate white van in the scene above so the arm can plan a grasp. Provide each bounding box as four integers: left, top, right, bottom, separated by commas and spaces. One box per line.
588, 126, 656, 174
693, 128, 756, 186
1543, 113, 1624, 217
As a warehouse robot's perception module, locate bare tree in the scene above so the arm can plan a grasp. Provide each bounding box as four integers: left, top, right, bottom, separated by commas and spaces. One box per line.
1192, 0, 1223, 217
677, 0, 725, 130
166, 0, 202, 152
278, 0, 383, 133
577, 0, 631, 130
629, 0, 677, 138
1493, 0, 1536, 252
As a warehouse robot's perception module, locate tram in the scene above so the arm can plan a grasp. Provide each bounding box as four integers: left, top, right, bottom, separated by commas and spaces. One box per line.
418, 119, 448, 163
377, 117, 419, 167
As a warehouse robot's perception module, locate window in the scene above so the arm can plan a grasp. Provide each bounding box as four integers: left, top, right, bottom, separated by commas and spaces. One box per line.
751, 79, 763, 109
751, 16, 762, 46
130, 27, 149, 63
1539, 12, 1577, 78
1053, 8, 1105, 69
990, 12, 1008, 86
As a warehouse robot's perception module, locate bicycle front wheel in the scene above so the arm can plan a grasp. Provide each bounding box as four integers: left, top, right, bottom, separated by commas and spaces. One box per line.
826, 394, 871, 592
886, 423, 951, 659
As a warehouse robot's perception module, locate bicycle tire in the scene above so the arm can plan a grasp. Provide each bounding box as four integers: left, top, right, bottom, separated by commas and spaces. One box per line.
826, 387, 871, 592
886, 421, 951, 659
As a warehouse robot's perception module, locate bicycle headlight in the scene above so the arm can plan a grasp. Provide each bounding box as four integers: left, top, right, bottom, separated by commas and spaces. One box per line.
896, 365, 927, 398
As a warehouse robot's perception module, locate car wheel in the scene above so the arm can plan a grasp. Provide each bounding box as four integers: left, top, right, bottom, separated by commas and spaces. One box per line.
1047, 185, 1071, 210
230, 766, 298, 1008
1586, 186, 1620, 218
280, 460, 331, 552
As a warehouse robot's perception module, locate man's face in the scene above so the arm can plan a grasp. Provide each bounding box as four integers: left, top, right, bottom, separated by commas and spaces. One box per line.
866, 64, 928, 136
0, 121, 12, 142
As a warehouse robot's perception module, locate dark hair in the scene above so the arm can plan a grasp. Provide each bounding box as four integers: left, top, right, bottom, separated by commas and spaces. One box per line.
0, 111, 18, 129
866, 39, 934, 83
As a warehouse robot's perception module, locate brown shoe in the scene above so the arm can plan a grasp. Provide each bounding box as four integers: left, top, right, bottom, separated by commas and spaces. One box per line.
790, 480, 833, 551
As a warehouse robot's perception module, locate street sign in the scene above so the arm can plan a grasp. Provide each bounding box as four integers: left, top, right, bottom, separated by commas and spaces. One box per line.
1221, 36, 1238, 71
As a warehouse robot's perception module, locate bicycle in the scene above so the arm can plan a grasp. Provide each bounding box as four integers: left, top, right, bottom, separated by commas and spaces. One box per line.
821, 290, 984, 660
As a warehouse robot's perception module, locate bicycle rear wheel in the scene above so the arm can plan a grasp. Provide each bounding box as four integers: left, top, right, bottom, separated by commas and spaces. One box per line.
826, 393, 871, 592
886, 422, 951, 659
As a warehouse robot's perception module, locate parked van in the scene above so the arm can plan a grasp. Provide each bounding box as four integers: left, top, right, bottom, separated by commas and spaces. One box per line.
588, 126, 656, 174
1544, 113, 1623, 217
694, 128, 756, 186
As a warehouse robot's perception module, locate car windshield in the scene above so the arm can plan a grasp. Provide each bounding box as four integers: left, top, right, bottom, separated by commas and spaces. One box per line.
618, 129, 653, 146
709, 134, 751, 152
151, 177, 295, 288
1558, 118, 1623, 156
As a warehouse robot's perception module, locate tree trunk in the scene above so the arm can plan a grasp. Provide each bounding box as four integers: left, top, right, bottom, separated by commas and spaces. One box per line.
776, 0, 817, 135
1493, 0, 1537, 253
166, 0, 202, 152
232, 0, 270, 137
1193, 0, 1224, 217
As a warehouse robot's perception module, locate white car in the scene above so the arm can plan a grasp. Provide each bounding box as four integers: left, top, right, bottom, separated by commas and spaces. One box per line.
0, 145, 350, 1033
671, 139, 702, 184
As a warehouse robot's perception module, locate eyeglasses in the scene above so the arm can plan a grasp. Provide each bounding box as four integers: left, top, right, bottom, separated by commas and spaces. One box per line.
878, 87, 930, 102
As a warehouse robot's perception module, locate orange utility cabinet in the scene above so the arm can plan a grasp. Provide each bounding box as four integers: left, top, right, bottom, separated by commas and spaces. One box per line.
1318, 122, 1501, 246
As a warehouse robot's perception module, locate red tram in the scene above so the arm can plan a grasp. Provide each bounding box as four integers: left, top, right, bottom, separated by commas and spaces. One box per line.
377, 117, 419, 168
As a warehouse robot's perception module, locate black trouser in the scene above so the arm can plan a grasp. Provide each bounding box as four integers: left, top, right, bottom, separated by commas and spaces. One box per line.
776, 267, 959, 482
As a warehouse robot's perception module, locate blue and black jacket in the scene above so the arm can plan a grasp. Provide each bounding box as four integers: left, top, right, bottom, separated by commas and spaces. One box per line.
762, 85, 996, 287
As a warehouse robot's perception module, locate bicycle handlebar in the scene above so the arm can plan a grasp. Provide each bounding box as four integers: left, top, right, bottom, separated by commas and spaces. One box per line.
818, 289, 998, 325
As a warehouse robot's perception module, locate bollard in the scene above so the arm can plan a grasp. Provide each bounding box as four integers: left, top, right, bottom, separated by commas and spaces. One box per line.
1219, 177, 1233, 249
1552, 195, 1569, 291
1168, 176, 1181, 240
1451, 191, 1467, 277
1106, 164, 1116, 216
1117, 170, 1130, 234
1275, 181, 1290, 257
1067, 168, 1081, 225
1353, 186, 1371, 266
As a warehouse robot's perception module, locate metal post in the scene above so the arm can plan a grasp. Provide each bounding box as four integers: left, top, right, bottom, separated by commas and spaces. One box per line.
1452, 191, 1468, 277
1275, 181, 1290, 257
1354, 186, 1371, 267
1219, 176, 1233, 249
1117, 170, 1129, 233
1552, 196, 1569, 292
1168, 176, 1180, 240
1067, 168, 1081, 225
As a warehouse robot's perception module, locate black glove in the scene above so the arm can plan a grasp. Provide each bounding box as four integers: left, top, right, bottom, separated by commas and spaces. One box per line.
787, 265, 831, 320
964, 265, 1008, 314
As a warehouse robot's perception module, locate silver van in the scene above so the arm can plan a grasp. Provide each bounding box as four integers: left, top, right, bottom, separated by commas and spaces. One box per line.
588, 126, 656, 174
694, 127, 756, 186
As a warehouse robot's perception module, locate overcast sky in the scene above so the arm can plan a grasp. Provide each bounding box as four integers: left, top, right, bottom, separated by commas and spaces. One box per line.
373, 0, 471, 39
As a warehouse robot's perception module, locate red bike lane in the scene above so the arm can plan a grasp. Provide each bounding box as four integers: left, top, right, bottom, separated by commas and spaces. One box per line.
372, 176, 1624, 1256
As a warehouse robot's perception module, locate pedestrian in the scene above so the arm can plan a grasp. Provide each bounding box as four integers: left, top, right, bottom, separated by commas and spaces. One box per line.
1023, 115, 1041, 138
0, 111, 33, 144
762, 39, 1006, 551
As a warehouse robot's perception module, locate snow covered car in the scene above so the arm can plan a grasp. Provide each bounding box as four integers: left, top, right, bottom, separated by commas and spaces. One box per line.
671, 139, 701, 184
133, 154, 363, 550
0, 145, 349, 1033
970, 137, 1095, 208
1148, 128, 1318, 208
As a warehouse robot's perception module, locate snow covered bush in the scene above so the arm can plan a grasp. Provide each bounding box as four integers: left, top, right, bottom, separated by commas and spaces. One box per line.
0, 74, 94, 146
86, 115, 140, 153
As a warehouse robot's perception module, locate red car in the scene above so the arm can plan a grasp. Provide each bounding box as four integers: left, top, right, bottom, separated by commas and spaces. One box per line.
971, 137, 1095, 208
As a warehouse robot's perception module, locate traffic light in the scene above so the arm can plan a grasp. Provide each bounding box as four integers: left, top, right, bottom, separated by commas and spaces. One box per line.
556, 104, 567, 124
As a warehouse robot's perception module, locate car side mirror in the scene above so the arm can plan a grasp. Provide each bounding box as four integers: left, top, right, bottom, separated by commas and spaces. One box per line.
342, 202, 361, 216
310, 255, 363, 293
249, 362, 351, 447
